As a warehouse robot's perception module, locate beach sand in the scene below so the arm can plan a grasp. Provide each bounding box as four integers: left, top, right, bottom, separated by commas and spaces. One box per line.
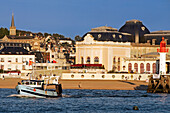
0, 78, 148, 90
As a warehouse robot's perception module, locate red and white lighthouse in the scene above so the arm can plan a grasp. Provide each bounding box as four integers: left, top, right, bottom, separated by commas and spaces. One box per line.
157, 37, 169, 76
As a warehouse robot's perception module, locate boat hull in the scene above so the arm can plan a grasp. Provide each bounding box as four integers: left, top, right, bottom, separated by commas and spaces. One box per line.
16, 85, 62, 98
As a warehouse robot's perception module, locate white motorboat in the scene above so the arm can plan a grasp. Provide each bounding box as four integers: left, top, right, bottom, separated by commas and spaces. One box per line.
16, 76, 62, 98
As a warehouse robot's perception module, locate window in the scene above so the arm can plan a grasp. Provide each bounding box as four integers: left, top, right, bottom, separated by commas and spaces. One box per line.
87, 57, 90, 64
81, 57, 83, 64
16, 58, 18, 62
113, 57, 116, 71
123, 66, 125, 70
98, 34, 101, 38
118, 57, 120, 71
112, 34, 116, 38
91, 75, 95, 78
8, 58, 12, 62
22, 65, 25, 70
112, 75, 115, 78
94, 57, 99, 64
118, 57, 120, 63
71, 75, 74, 78
81, 75, 84, 78
128, 63, 132, 72
8, 65, 11, 70
113, 57, 116, 63
1, 58, 4, 62
140, 63, 144, 73
118, 66, 120, 71
1, 65, 4, 69
134, 63, 138, 73
152, 63, 156, 74
146, 63, 150, 73
102, 75, 105, 78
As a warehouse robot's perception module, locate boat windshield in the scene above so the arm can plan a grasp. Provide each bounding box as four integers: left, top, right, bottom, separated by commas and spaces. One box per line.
21, 80, 44, 85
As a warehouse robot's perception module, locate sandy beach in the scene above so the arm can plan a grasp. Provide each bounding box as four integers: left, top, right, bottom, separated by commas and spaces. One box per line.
0, 78, 148, 90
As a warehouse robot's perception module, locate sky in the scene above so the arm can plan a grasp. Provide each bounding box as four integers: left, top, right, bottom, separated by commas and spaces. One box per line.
0, 0, 170, 39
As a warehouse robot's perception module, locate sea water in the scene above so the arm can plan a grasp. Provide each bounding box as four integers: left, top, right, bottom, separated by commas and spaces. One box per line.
0, 89, 170, 113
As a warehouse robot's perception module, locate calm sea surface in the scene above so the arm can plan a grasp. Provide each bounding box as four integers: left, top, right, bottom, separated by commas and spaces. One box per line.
0, 89, 170, 113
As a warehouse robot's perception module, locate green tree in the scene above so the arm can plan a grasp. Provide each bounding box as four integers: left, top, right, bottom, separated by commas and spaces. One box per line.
0, 27, 9, 38
37, 32, 43, 36
44, 32, 51, 37
53, 33, 64, 38
75, 35, 82, 41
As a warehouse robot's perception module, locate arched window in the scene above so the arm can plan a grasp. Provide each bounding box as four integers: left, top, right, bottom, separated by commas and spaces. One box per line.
134, 63, 138, 73
140, 63, 144, 73
152, 63, 156, 74
118, 57, 120, 63
146, 63, 150, 73
113, 57, 116, 70
118, 57, 120, 71
113, 57, 116, 64
128, 63, 132, 72
81, 57, 83, 64
87, 57, 90, 64
94, 57, 99, 64
118, 66, 120, 71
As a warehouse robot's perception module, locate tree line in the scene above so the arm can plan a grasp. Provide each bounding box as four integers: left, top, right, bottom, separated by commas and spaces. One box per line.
0, 27, 65, 38
0, 27, 82, 41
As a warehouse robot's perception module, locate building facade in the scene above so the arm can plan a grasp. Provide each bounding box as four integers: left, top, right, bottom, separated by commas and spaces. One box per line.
76, 27, 131, 71
75, 20, 170, 74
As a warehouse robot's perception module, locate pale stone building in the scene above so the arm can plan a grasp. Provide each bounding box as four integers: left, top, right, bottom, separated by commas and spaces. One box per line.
0, 47, 35, 72
76, 26, 131, 71
75, 20, 170, 74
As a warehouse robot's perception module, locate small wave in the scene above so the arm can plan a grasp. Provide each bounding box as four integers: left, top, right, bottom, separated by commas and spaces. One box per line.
7, 94, 37, 98
62, 94, 71, 98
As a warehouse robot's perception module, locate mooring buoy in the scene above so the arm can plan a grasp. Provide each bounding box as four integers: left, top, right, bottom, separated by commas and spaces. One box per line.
133, 106, 139, 110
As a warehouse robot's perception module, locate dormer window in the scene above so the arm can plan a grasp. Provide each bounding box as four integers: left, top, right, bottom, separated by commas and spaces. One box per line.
147, 40, 150, 43
112, 34, 116, 38
141, 26, 145, 31
98, 34, 101, 38
152, 39, 156, 45
119, 35, 122, 38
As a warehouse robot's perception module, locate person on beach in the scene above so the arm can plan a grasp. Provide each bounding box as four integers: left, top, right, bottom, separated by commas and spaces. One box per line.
2, 75, 5, 80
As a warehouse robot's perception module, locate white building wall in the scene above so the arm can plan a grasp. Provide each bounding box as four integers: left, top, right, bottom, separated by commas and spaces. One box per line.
0, 54, 35, 71
62, 73, 150, 81
125, 60, 156, 73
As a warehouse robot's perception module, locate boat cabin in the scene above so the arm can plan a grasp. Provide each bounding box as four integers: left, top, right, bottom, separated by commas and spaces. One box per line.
21, 80, 44, 88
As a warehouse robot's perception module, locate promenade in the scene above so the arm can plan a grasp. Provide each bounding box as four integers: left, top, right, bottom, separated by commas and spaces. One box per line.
0, 78, 148, 90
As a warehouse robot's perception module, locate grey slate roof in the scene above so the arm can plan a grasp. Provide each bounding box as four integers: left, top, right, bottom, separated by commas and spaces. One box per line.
0, 42, 32, 51
80, 32, 133, 42
119, 19, 150, 43
0, 47, 32, 55
7, 35, 34, 39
